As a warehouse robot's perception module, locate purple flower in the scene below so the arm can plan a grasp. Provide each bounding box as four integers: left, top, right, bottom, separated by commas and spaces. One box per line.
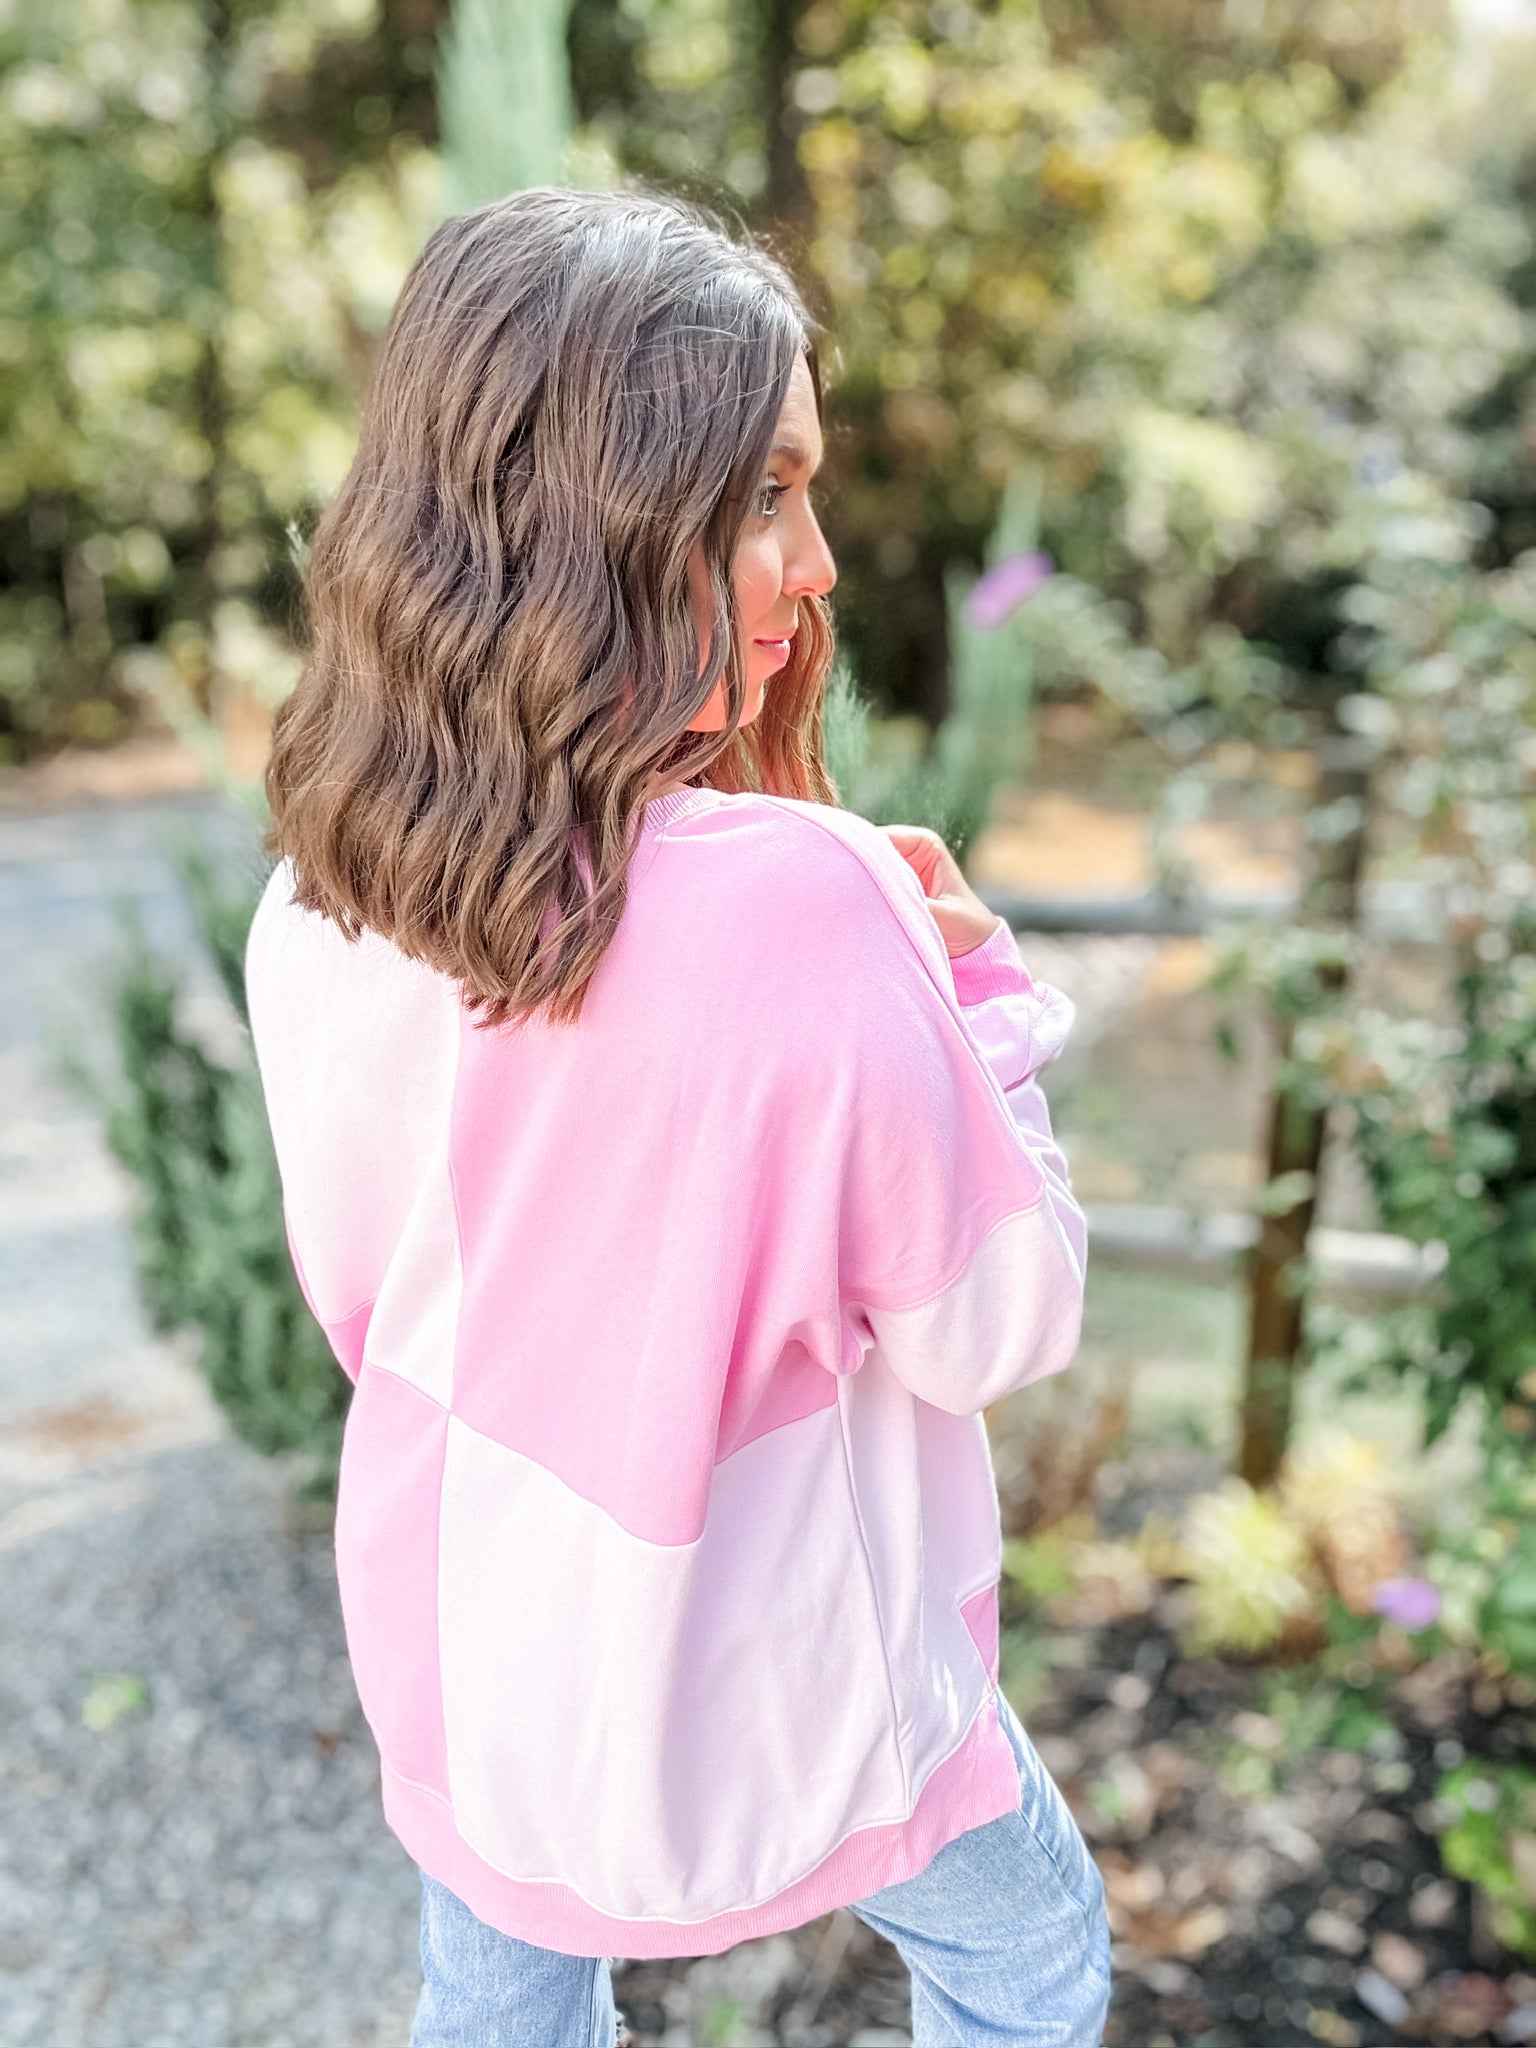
963, 551, 1053, 631
1371, 1576, 1441, 1631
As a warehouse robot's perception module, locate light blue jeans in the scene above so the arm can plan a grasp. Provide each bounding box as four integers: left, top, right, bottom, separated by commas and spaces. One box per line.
411, 1686, 1110, 2046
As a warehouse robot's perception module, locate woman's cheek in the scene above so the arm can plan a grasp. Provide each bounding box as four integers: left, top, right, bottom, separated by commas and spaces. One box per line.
732, 536, 782, 637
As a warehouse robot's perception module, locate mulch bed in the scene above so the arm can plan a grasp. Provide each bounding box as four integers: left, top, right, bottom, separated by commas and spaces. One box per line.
1041, 1607, 1536, 2048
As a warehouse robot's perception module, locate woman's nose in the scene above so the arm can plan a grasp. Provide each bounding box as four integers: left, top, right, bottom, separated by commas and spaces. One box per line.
786, 513, 837, 599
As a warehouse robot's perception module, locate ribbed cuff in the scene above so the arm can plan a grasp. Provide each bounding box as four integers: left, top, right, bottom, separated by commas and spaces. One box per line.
949, 916, 1033, 1006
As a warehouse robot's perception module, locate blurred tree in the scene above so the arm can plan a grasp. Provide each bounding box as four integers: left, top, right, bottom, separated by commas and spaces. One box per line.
1460, 62, 1536, 572
562, 0, 1506, 734
780, 0, 1502, 728
0, 0, 440, 762
9, 0, 1522, 758
439, 0, 575, 206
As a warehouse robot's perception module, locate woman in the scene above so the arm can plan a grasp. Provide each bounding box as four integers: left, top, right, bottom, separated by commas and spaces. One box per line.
245, 181, 1109, 2047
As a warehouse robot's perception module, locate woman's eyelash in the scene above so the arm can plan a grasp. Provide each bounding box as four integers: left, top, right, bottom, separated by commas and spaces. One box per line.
756, 482, 789, 519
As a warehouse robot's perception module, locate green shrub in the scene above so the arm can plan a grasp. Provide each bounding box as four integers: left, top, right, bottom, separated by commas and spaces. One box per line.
1349, 943, 1536, 1452
824, 471, 1040, 862
1480, 1523, 1536, 1684
1420, 1447, 1536, 1687
1438, 1760, 1536, 1955
77, 843, 347, 1500
1178, 1478, 1319, 1658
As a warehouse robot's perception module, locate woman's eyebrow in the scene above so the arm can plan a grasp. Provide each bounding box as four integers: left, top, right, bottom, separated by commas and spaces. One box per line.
770, 440, 824, 476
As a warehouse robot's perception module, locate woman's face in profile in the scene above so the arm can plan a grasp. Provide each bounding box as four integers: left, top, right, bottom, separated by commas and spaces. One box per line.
685, 351, 837, 732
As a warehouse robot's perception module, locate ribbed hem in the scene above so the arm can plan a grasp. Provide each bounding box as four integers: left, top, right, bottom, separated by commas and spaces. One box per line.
379, 1692, 1022, 1959
949, 915, 1034, 1006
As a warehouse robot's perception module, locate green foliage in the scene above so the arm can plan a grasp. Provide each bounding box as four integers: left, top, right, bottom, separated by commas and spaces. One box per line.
1208, 1735, 1280, 1806
79, 850, 346, 1498
1350, 957, 1536, 1446
818, 651, 875, 806
1179, 1478, 1317, 1657
1010, 571, 1290, 759
1259, 1671, 1399, 1762
824, 467, 1038, 858
1189, 525, 1536, 1482
776, 7, 1535, 716
80, 1671, 151, 1733
1480, 1520, 1536, 1684
1208, 925, 1355, 1045
15, 0, 1529, 755
1324, 1693, 1397, 1756
1438, 1761, 1536, 1955
995, 1523, 1098, 1715
0, 0, 439, 760
1313, 550, 1536, 1452
168, 834, 262, 1023
698, 1996, 746, 2048
1422, 1453, 1536, 1685
1001, 1530, 1079, 1610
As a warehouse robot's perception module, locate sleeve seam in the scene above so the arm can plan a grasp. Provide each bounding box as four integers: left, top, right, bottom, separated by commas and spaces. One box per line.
847, 1195, 1048, 1317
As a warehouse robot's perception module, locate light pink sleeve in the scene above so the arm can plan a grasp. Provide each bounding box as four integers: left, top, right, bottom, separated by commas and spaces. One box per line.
947, 916, 1087, 1285
830, 885, 1087, 1418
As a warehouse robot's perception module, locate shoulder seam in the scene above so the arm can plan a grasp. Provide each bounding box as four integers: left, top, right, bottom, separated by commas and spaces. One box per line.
752, 799, 952, 995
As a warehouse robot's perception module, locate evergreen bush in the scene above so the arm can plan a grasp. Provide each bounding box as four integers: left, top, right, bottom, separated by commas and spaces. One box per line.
824, 466, 1041, 859
78, 844, 347, 1500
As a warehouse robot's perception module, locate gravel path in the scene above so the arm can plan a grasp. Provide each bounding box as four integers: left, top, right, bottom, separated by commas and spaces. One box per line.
0, 790, 1160, 2048
1, 1445, 423, 2048
0, 794, 426, 2048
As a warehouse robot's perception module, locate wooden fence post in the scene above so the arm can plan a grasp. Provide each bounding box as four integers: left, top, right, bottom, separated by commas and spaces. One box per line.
1238, 735, 1376, 1487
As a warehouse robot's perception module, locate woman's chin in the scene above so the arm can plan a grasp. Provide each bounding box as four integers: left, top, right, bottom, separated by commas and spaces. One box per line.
683, 678, 768, 733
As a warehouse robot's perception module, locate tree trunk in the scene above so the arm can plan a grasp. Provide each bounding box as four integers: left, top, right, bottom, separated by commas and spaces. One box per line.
1238, 734, 1375, 1486
756, 0, 811, 228
189, 0, 232, 721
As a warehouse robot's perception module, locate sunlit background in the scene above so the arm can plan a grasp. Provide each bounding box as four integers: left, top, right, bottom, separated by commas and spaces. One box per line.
3, 2, 1536, 2044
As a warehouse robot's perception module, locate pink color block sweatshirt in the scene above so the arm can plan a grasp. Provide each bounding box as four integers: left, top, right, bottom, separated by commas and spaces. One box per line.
244, 784, 1086, 1959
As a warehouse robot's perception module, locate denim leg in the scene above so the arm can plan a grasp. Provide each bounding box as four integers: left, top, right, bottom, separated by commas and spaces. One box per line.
411, 1871, 618, 2048
849, 1690, 1111, 2047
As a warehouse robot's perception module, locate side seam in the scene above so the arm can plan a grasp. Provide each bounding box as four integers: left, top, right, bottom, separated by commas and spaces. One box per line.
834, 1375, 911, 1815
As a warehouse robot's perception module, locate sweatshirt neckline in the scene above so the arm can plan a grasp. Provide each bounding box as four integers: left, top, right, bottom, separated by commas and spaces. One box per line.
640, 786, 721, 832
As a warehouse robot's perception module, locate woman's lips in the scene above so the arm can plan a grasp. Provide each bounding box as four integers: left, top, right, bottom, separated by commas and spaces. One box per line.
753, 637, 792, 663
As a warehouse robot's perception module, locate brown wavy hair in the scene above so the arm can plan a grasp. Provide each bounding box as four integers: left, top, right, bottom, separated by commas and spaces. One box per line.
264, 182, 837, 1028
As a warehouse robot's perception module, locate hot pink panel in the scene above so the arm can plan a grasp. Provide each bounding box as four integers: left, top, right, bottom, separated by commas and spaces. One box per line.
715, 1336, 837, 1461
323, 1300, 372, 1384
447, 797, 1061, 1547
332, 1366, 450, 1799
959, 1582, 1001, 1685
